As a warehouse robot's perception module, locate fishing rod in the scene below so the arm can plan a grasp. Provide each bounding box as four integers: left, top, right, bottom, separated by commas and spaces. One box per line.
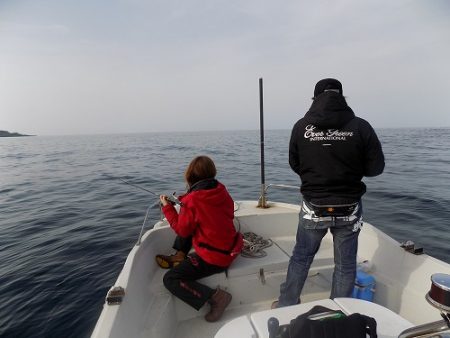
257, 77, 268, 208
104, 173, 182, 206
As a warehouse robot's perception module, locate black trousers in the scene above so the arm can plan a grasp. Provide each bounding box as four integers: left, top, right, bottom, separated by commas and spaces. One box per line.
163, 253, 226, 310
172, 235, 192, 255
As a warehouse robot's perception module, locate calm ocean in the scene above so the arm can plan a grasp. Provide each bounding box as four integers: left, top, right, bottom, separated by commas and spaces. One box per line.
1, 128, 449, 337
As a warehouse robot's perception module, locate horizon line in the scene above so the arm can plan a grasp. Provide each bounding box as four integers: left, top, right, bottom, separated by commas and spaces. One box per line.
2, 125, 450, 138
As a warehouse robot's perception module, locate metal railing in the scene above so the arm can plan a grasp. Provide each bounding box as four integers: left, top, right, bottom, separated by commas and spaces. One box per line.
398, 318, 450, 338
258, 183, 300, 207
264, 183, 300, 193
136, 203, 154, 246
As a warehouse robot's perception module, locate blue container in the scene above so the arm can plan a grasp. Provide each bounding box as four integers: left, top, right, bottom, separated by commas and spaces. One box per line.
352, 270, 376, 301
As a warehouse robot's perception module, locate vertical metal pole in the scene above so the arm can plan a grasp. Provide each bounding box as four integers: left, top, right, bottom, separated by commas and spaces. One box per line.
258, 78, 268, 208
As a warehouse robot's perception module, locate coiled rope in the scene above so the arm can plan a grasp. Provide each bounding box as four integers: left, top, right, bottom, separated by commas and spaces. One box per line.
241, 232, 273, 258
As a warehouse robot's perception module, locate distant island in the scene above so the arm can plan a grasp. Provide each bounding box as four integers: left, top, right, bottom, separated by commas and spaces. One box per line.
0, 130, 34, 137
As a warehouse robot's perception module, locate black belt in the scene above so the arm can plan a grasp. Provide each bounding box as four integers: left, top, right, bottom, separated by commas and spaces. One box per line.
306, 201, 358, 217
198, 232, 239, 256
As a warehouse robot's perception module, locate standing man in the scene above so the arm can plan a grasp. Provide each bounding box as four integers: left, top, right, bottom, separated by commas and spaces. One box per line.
275, 78, 384, 308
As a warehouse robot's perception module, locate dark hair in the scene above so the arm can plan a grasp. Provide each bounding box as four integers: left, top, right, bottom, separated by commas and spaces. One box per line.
184, 156, 217, 187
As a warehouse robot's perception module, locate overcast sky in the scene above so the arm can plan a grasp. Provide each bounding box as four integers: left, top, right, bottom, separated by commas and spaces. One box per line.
1, 0, 449, 135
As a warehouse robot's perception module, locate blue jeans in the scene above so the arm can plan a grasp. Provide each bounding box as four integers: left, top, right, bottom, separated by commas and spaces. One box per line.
278, 201, 363, 307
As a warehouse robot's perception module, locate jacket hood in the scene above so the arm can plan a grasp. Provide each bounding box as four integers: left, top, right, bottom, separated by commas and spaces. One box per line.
188, 178, 218, 192
304, 92, 355, 129
181, 180, 230, 207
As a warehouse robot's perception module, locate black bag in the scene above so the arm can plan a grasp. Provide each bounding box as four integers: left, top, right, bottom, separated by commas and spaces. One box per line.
274, 305, 377, 338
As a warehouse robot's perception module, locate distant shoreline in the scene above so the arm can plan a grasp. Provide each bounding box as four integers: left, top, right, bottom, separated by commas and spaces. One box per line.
0, 130, 34, 137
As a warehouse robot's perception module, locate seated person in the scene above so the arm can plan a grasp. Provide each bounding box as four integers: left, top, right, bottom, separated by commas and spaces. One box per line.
156, 155, 243, 322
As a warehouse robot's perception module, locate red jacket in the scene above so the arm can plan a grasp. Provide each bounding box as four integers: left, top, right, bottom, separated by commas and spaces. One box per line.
162, 181, 243, 267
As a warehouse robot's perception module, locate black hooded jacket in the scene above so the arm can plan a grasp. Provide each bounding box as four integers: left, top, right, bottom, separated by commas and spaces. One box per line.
289, 92, 385, 205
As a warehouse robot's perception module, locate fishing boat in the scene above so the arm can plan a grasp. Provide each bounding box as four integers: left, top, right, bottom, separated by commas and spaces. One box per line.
92, 80, 450, 337
91, 198, 450, 338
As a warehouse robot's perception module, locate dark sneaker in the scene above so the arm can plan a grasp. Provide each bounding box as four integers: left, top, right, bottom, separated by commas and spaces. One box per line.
205, 288, 232, 322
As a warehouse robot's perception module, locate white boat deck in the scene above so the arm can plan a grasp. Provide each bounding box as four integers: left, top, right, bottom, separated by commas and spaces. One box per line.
146, 232, 336, 338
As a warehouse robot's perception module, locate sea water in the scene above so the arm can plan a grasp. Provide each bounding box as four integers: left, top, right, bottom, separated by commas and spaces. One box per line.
0, 128, 449, 337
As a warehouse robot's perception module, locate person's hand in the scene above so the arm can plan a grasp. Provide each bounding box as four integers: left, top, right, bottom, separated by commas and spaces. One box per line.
160, 195, 169, 206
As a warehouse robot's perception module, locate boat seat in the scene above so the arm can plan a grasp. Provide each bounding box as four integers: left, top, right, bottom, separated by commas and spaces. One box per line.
151, 234, 337, 322
227, 235, 336, 279
160, 242, 291, 322
226, 241, 290, 278
151, 234, 336, 295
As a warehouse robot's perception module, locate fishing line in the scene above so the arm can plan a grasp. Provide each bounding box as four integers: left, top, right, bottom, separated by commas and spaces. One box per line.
103, 173, 182, 205
104, 173, 159, 196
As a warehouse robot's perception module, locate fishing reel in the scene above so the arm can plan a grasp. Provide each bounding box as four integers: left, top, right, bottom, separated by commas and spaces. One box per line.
163, 193, 182, 206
